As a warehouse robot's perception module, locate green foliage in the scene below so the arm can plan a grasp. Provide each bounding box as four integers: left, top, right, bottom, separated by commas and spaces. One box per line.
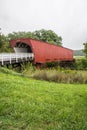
0, 68, 87, 130
0, 34, 13, 52
33, 29, 62, 45
7, 29, 62, 46
83, 42, 87, 58
0, 29, 62, 52
7, 31, 35, 40
73, 58, 87, 70
0, 29, 63, 53
20, 62, 36, 75
82, 59, 87, 69
46, 61, 59, 67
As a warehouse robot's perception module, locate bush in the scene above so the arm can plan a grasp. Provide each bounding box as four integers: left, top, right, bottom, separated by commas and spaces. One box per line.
33, 69, 87, 84
73, 58, 87, 70
82, 59, 87, 69
33, 70, 48, 81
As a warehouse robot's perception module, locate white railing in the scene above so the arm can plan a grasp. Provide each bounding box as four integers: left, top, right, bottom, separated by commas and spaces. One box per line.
0, 53, 34, 65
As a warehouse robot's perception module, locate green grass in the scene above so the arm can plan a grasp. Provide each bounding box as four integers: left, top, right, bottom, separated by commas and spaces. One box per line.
0, 68, 87, 130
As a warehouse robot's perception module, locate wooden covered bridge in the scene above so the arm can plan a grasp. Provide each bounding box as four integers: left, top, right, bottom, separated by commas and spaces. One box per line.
0, 38, 74, 67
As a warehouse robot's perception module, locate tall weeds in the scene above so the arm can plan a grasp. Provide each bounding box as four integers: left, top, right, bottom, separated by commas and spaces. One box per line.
33, 69, 87, 84
14, 62, 87, 84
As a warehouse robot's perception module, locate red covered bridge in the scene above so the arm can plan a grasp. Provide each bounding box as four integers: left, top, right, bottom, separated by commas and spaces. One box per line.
0, 38, 74, 66
10, 38, 74, 65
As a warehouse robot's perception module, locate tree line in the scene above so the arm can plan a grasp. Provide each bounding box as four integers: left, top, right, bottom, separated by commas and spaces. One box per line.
0, 29, 87, 58
0, 29, 62, 52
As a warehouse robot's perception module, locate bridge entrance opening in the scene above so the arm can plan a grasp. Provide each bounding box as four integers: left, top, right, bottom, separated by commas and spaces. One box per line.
14, 42, 32, 53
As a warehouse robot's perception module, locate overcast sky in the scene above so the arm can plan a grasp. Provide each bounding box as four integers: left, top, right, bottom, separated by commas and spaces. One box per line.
0, 0, 87, 50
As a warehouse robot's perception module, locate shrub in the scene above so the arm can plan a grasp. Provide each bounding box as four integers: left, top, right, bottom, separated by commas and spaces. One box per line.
33, 70, 48, 81
33, 69, 87, 84
74, 57, 87, 70
82, 59, 87, 69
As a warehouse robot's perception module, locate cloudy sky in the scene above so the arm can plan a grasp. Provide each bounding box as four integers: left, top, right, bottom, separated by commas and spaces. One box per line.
0, 0, 87, 50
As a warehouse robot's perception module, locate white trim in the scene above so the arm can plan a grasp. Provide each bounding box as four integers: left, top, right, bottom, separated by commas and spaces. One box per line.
0, 53, 34, 65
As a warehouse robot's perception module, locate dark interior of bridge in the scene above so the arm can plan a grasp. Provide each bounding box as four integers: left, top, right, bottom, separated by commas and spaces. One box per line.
14, 42, 32, 53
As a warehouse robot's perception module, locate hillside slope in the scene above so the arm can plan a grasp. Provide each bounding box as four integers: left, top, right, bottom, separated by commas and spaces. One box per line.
74, 50, 85, 56
0, 68, 87, 130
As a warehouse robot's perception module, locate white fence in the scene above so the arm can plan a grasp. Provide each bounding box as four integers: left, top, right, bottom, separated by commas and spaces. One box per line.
0, 53, 34, 65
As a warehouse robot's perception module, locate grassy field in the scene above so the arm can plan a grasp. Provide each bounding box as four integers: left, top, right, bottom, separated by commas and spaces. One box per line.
0, 68, 87, 130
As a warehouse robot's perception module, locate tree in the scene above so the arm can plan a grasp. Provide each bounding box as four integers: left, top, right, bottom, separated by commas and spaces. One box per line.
7, 31, 34, 40
0, 34, 12, 52
7, 29, 62, 46
83, 42, 87, 58
33, 29, 62, 46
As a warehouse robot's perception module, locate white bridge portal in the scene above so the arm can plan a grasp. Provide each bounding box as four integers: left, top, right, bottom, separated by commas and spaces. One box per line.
0, 53, 34, 66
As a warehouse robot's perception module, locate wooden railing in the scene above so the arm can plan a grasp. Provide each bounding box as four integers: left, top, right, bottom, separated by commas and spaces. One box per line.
0, 53, 34, 65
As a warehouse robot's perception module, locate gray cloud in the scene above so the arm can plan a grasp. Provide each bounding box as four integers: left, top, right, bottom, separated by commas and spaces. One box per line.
0, 0, 87, 49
